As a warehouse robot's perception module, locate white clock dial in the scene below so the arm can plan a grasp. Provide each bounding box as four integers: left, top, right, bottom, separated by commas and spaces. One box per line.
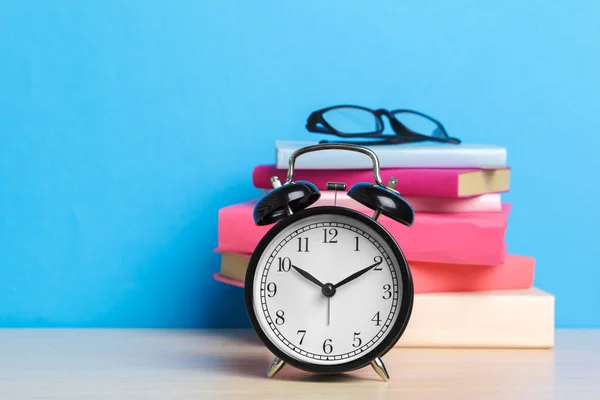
251, 210, 405, 366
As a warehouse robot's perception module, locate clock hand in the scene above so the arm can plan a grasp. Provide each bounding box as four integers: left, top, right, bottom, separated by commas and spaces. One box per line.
334, 258, 383, 289
291, 265, 324, 288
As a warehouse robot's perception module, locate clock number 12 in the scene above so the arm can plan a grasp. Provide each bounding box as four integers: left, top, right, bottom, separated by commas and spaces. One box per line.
323, 228, 338, 243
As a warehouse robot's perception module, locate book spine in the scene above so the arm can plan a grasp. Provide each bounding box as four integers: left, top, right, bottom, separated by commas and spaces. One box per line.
276, 144, 507, 169
214, 273, 244, 288
217, 202, 509, 265
253, 165, 460, 197
397, 289, 554, 348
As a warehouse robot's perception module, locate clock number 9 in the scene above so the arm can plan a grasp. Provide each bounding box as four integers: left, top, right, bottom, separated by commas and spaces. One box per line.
382, 284, 391, 300
266, 282, 277, 297
322, 338, 333, 354
275, 310, 285, 325
277, 257, 291, 272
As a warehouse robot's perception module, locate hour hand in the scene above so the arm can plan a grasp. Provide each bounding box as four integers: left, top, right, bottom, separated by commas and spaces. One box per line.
291, 265, 324, 288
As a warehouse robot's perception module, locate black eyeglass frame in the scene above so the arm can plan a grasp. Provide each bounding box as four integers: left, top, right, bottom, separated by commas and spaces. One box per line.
306, 105, 461, 145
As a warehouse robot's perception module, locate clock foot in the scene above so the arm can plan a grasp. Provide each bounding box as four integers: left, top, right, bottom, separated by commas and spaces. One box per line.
266, 356, 286, 378
370, 357, 390, 382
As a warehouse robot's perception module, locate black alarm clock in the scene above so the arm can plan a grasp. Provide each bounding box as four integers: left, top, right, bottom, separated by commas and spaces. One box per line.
244, 143, 414, 381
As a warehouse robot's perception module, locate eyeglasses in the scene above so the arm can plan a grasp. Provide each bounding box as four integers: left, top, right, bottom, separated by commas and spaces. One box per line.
306, 105, 461, 146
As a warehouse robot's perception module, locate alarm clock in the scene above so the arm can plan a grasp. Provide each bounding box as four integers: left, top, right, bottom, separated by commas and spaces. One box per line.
244, 143, 414, 381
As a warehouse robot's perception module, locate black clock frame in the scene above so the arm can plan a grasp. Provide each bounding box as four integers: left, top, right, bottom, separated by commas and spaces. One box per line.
244, 205, 414, 375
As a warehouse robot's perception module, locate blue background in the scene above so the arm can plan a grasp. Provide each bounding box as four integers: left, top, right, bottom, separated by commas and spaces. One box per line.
1, 0, 598, 328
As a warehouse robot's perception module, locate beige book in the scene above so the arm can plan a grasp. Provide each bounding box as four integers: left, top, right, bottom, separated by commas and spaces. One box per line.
458, 168, 510, 197
398, 287, 554, 348
217, 253, 554, 349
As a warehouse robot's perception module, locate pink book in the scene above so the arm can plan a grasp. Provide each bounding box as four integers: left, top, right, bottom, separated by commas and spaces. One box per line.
217, 201, 510, 265
214, 252, 535, 294
265, 190, 503, 213
252, 164, 510, 198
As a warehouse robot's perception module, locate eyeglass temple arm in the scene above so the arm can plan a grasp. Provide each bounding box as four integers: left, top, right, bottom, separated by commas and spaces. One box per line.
285, 143, 385, 187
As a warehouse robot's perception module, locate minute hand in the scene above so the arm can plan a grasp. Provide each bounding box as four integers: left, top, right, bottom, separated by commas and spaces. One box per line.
334, 259, 383, 289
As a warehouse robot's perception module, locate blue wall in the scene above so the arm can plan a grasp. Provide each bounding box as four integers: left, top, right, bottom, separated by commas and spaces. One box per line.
1, 0, 599, 328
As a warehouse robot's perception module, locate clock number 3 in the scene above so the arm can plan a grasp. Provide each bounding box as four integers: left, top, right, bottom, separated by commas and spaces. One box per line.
382, 284, 391, 300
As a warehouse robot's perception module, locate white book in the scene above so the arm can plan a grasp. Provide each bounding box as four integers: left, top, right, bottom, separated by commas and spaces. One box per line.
276, 140, 507, 169
398, 288, 554, 348
261, 189, 502, 213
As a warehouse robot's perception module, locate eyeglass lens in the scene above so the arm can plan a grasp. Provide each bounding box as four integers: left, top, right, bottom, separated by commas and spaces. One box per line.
320, 107, 445, 139
321, 107, 382, 135
392, 111, 446, 139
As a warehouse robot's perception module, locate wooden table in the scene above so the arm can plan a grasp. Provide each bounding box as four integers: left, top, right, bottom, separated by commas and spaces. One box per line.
0, 329, 599, 399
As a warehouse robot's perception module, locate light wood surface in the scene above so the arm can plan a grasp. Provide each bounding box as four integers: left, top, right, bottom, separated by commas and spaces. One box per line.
0, 329, 599, 399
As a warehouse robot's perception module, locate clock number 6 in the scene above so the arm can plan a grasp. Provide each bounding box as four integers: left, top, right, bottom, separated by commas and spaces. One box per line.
322, 338, 333, 354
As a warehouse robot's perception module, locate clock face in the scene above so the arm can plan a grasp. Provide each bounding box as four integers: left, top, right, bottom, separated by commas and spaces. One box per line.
246, 206, 413, 373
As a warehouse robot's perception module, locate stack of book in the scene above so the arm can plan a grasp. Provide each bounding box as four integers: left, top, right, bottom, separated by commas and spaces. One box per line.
214, 140, 555, 349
